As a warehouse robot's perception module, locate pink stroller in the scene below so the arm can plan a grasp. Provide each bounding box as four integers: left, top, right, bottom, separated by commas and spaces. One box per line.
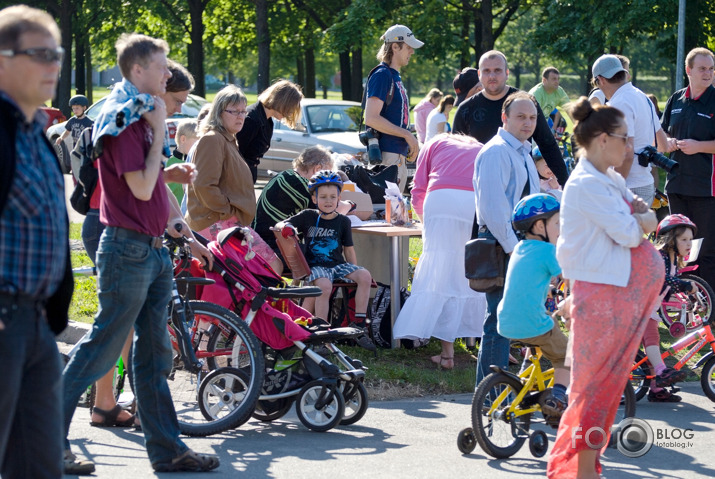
198, 226, 369, 432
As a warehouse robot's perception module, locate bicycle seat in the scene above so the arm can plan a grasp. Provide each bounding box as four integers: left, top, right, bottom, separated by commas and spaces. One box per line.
266, 286, 322, 299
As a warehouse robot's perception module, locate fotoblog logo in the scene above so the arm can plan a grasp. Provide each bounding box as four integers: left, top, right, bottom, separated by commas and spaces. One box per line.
611, 418, 654, 458
571, 418, 654, 458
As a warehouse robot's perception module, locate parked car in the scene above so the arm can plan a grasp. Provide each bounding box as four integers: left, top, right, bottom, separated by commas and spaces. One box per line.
259, 99, 368, 176
46, 93, 208, 174
40, 106, 66, 131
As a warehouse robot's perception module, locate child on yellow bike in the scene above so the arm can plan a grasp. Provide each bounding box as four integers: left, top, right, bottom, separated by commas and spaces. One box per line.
497, 193, 569, 419
642, 214, 697, 401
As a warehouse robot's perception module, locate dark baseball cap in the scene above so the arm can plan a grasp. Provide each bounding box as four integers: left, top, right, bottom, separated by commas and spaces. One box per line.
453, 67, 480, 106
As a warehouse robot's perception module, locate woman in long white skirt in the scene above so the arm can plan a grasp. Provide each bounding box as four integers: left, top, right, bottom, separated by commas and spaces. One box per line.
394, 134, 486, 369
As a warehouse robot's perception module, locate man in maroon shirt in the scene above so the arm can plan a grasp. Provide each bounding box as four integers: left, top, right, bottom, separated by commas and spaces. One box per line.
61, 33, 219, 474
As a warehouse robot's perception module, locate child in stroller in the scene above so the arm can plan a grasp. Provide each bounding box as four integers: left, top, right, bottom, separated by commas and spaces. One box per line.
276, 170, 376, 351
199, 225, 370, 431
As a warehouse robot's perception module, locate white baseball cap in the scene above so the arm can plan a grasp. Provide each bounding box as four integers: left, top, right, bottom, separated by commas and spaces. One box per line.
381, 25, 424, 49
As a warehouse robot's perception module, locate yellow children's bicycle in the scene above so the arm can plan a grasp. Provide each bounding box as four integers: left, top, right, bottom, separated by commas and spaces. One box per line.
458, 345, 637, 459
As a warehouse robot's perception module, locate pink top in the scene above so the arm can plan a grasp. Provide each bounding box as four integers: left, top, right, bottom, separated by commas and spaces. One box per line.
411, 136, 483, 216
414, 100, 436, 144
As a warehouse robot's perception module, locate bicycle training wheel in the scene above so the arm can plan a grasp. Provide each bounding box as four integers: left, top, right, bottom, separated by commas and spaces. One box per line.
659, 274, 715, 332
630, 350, 651, 402
168, 301, 264, 436
472, 372, 530, 459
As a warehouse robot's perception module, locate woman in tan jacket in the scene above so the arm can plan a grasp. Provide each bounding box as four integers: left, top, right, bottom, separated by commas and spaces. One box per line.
185, 84, 281, 271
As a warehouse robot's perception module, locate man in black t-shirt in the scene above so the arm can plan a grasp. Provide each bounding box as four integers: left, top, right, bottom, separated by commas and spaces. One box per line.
453, 50, 567, 186
661, 47, 715, 290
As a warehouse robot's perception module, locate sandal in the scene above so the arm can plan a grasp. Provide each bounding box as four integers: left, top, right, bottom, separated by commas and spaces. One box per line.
647, 389, 682, 403
153, 449, 220, 472
90, 404, 139, 428
431, 355, 454, 370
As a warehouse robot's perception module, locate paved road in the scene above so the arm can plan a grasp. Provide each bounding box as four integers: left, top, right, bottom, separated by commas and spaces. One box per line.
62, 382, 715, 478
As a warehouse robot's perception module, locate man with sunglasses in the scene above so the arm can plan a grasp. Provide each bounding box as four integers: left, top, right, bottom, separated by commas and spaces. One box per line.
364, 24, 423, 192
591, 54, 670, 208
0, 5, 73, 478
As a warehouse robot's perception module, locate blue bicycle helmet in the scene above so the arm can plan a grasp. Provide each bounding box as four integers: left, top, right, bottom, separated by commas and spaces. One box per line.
308, 170, 343, 194
69, 95, 89, 108
512, 193, 560, 233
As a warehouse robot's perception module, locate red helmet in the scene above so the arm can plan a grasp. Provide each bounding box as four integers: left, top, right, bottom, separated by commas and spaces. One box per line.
656, 214, 697, 237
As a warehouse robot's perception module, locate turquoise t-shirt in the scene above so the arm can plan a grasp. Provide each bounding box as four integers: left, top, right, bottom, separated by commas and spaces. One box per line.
497, 240, 562, 339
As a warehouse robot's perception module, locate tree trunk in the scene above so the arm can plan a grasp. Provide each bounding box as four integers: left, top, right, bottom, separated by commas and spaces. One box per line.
256, 0, 270, 93
75, 34, 85, 96
296, 54, 305, 92
480, 0, 494, 53
85, 37, 93, 104
56, 1, 72, 115
351, 48, 362, 102
473, 5, 483, 61
188, 0, 206, 97
305, 48, 316, 98
339, 51, 351, 101
460, 0, 471, 68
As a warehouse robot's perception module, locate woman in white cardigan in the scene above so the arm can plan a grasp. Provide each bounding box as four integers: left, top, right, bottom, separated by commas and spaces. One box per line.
548, 98, 664, 479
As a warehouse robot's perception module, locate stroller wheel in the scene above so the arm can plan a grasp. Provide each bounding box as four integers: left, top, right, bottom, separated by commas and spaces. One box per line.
296, 380, 345, 432
252, 398, 293, 422
339, 382, 369, 426
197, 367, 252, 428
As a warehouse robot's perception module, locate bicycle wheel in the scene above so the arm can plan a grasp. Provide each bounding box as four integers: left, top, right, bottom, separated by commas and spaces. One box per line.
472, 372, 530, 459
659, 274, 715, 332
700, 356, 715, 402
168, 301, 264, 436
631, 350, 651, 402
616, 382, 637, 423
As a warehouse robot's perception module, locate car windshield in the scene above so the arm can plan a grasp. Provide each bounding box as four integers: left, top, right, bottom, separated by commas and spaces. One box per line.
304, 105, 361, 133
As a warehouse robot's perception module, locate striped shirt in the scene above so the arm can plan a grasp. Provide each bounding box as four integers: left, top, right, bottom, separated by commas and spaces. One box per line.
252, 169, 315, 250
0, 93, 68, 298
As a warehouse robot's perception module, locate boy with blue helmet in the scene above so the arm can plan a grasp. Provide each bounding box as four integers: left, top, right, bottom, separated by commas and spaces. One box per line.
278, 170, 376, 351
498, 193, 570, 420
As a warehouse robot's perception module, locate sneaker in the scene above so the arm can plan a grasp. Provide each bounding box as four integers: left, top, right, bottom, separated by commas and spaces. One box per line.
540, 389, 568, 417
355, 333, 377, 352
64, 449, 95, 475
348, 322, 377, 352
655, 367, 687, 387
152, 449, 220, 472
647, 389, 682, 402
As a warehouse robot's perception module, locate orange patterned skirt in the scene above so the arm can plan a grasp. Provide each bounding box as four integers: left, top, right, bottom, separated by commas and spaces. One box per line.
547, 240, 664, 478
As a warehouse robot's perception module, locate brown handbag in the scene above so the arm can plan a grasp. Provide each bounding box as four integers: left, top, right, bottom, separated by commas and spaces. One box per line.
464, 236, 506, 293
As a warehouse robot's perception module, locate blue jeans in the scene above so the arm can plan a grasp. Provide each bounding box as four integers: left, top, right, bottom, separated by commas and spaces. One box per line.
62, 226, 187, 465
81, 208, 105, 266
475, 287, 509, 387
0, 296, 63, 478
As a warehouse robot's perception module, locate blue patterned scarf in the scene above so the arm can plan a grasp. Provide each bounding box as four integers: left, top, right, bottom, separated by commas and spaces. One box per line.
91, 78, 170, 158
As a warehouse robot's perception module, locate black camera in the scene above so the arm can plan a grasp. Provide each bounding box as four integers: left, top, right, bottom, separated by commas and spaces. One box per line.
637, 145, 679, 173
359, 128, 382, 165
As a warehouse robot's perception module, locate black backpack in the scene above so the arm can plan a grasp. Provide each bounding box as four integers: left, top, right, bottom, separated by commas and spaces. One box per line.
69, 126, 98, 215
369, 282, 429, 349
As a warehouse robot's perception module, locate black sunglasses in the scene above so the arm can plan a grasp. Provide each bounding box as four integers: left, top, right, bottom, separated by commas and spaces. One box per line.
0, 47, 64, 64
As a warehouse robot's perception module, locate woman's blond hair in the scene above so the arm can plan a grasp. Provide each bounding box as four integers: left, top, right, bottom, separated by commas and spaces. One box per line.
259, 80, 303, 129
